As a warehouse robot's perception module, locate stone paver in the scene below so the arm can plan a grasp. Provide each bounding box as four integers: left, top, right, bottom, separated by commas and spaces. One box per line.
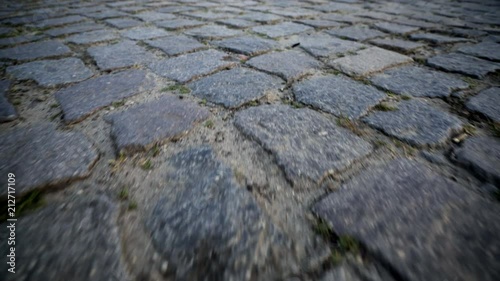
0, 35, 45, 47
327, 25, 387, 41
0, 195, 128, 281
146, 147, 295, 280
65, 29, 119, 44
453, 136, 500, 186
427, 53, 500, 78
0, 123, 98, 197
121, 26, 171, 40
104, 17, 142, 29
6, 58, 93, 87
296, 19, 343, 28
133, 11, 175, 22
235, 105, 372, 184
362, 100, 463, 146
373, 22, 419, 34
145, 35, 206, 56
88, 40, 156, 70
370, 66, 469, 98
45, 22, 106, 36
293, 74, 385, 119
247, 50, 321, 81
155, 18, 204, 30
252, 22, 313, 38
465, 87, 500, 122
369, 38, 425, 53
299, 33, 366, 58
184, 24, 244, 39
105, 95, 209, 154
458, 41, 500, 62
55, 69, 155, 123
212, 36, 279, 56
240, 12, 283, 23
34, 15, 86, 28
216, 18, 256, 29
330, 47, 412, 76
188, 68, 284, 108
0, 80, 17, 122
149, 49, 237, 83
313, 159, 500, 281
0, 40, 71, 60
410, 33, 469, 44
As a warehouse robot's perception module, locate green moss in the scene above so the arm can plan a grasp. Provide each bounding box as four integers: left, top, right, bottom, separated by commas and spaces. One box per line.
204, 119, 215, 129
112, 100, 125, 108
118, 187, 129, 200
140, 159, 153, 170
17, 190, 45, 215
50, 103, 59, 108
374, 102, 397, 111
313, 218, 334, 239
128, 200, 138, 210
199, 98, 207, 106
401, 94, 412, 100
162, 84, 191, 94
463, 124, 476, 135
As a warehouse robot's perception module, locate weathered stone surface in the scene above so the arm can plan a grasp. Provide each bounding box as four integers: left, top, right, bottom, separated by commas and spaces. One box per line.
182, 11, 230, 20
121, 26, 171, 40
252, 22, 313, 38
212, 36, 279, 55
0, 195, 128, 281
0, 34, 45, 47
87, 9, 127, 19
155, 18, 204, 30
453, 136, 500, 186
55, 69, 155, 123
369, 38, 425, 53
235, 105, 372, 184
104, 17, 142, 29
293, 74, 385, 119
0, 123, 98, 197
458, 41, 500, 62
6, 58, 93, 87
34, 15, 86, 28
0, 40, 71, 60
410, 33, 469, 44
362, 100, 463, 146
88, 40, 155, 70
146, 147, 296, 280
330, 47, 412, 76
370, 66, 469, 98
133, 11, 175, 22
296, 19, 343, 28
327, 25, 387, 41
299, 33, 366, 58
247, 50, 321, 81
373, 22, 419, 34
149, 49, 237, 83
0, 80, 17, 122
188, 68, 284, 108
184, 24, 244, 39
145, 35, 206, 56
313, 159, 500, 281
216, 18, 256, 28
65, 29, 119, 44
240, 12, 283, 23
427, 53, 500, 78
466, 87, 500, 122
45, 22, 106, 37
105, 95, 209, 153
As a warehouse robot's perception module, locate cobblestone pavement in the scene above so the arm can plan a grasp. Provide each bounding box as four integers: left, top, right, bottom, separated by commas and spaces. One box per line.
0, 0, 499, 280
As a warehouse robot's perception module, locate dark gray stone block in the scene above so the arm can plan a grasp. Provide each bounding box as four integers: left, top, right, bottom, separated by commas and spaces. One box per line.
188, 68, 284, 108
7, 58, 93, 86
370, 66, 469, 98
0, 80, 16, 123
362, 100, 463, 146
466, 87, 500, 122
234, 105, 372, 184
34, 15, 86, 28
252, 22, 313, 38
149, 49, 237, 83
0, 40, 71, 60
373, 22, 419, 34
0, 195, 128, 281
105, 95, 209, 154
184, 24, 244, 39
369, 38, 425, 53
65, 29, 119, 44
427, 53, 500, 78
121, 27, 171, 40
293, 74, 385, 119
88, 40, 156, 70
327, 25, 387, 41
55, 70, 155, 123
155, 18, 204, 30
298, 33, 366, 58
45, 22, 106, 37
410, 33, 469, 44
212, 36, 279, 55
458, 41, 500, 62
0, 35, 45, 47
133, 11, 175, 22
313, 159, 500, 281
145, 35, 206, 56
104, 17, 142, 29
0, 123, 98, 197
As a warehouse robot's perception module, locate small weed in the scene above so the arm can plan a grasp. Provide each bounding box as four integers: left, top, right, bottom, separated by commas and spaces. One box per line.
313, 218, 334, 239
338, 36, 350, 40
373, 139, 387, 148
112, 100, 125, 108
336, 116, 363, 135
374, 102, 397, 111
199, 98, 207, 105
414, 57, 426, 64
204, 119, 215, 129
118, 187, 129, 200
140, 159, 153, 170
337, 235, 360, 254
393, 140, 416, 156
17, 190, 45, 215
326, 69, 342, 75
109, 152, 127, 171
291, 101, 304, 108
401, 94, 412, 100
12, 99, 21, 106
162, 84, 191, 94
50, 103, 59, 108
346, 50, 357, 56
462, 77, 479, 88
247, 100, 258, 106
50, 111, 62, 121
149, 144, 161, 157
330, 250, 343, 265
463, 124, 476, 135
385, 91, 397, 97
128, 200, 138, 210
491, 123, 500, 137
